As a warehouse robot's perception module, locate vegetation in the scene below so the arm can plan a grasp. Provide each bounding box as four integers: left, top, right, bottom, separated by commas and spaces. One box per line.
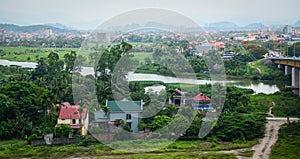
250, 92, 300, 118
0, 39, 299, 158
0, 139, 259, 158
270, 122, 300, 159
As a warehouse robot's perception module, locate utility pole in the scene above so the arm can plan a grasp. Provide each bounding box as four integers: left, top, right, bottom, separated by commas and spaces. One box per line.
294, 43, 296, 57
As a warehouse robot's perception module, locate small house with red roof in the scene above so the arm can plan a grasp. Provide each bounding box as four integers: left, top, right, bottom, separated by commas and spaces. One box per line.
56, 102, 89, 136
192, 93, 214, 111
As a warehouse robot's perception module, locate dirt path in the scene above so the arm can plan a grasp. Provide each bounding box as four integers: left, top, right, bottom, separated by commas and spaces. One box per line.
251, 120, 285, 159
248, 62, 262, 74
268, 103, 275, 117
251, 103, 299, 159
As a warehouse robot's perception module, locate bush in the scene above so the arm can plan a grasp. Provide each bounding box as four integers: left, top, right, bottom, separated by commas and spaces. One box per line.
55, 124, 71, 138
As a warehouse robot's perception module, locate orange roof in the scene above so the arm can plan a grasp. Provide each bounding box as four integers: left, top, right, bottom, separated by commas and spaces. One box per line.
193, 93, 211, 101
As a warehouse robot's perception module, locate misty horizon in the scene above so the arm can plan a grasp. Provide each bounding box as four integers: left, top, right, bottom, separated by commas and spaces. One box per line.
1, 0, 300, 30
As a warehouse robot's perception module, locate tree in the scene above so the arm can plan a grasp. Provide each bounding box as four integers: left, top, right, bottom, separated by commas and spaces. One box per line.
247, 45, 268, 59
95, 42, 133, 102
288, 42, 300, 57
55, 124, 72, 138
0, 81, 49, 124
64, 51, 77, 73
150, 115, 172, 131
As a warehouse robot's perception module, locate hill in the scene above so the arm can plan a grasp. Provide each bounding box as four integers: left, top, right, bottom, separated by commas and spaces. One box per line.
244, 23, 266, 30
0, 24, 78, 34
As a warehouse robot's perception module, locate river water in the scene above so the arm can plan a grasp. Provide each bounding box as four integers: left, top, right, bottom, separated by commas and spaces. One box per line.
0, 59, 280, 94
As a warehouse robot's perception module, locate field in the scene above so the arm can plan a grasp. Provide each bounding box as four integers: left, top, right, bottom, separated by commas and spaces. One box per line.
0, 46, 157, 68
0, 46, 82, 62
0, 139, 258, 158
270, 122, 300, 159
132, 52, 153, 62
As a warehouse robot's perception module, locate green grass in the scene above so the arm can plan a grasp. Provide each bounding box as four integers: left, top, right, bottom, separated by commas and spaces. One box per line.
248, 59, 286, 80
132, 52, 153, 62
250, 59, 274, 74
0, 138, 257, 158
238, 150, 254, 157
0, 46, 80, 62
114, 152, 237, 159
270, 122, 300, 159
250, 92, 300, 117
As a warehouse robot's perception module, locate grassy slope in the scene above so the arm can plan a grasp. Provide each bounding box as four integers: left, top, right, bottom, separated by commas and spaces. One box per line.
270, 122, 300, 159
0, 139, 258, 158
250, 92, 300, 117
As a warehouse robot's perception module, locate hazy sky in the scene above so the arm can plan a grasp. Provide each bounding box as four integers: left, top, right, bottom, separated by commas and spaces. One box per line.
1, 0, 299, 29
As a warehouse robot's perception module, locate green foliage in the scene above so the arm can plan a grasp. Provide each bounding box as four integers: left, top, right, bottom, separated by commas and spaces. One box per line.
95, 42, 134, 102
0, 81, 48, 122
232, 53, 256, 62
250, 91, 300, 118
55, 124, 71, 138
210, 112, 266, 141
287, 42, 300, 57
244, 44, 268, 59
150, 115, 172, 131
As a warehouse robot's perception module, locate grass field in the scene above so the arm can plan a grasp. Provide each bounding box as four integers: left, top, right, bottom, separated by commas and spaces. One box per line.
270, 122, 300, 159
0, 46, 81, 62
132, 52, 153, 62
0, 139, 258, 158
0, 46, 154, 68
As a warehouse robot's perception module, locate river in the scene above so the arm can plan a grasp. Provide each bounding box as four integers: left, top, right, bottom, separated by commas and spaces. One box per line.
0, 59, 280, 94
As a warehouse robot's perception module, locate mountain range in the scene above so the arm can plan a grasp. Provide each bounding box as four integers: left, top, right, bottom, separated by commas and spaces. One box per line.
1, 20, 299, 33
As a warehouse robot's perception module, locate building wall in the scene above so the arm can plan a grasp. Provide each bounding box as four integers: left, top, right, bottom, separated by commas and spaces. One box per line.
57, 118, 80, 125
109, 112, 141, 132
81, 112, 89, 136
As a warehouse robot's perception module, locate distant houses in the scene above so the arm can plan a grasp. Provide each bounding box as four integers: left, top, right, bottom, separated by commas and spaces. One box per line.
56, 102, 89, 136
169, 89, 214, 111
56, 90, 212, 137
94, 100, 144, 133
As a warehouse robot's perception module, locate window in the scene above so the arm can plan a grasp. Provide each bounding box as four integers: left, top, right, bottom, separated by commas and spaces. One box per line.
61, 118, 65, 121
127, 122, 132, 129
72, 119, 76, 124
126, 114, 131, 120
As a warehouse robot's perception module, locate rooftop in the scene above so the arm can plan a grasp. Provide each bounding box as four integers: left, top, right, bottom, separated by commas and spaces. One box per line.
58, 102, 88, 119
107, 100, 143, 112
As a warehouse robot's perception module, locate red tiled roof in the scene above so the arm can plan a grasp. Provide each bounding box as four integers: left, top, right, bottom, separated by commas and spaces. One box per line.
58, 102, 87, 119
193, 93, 211, 101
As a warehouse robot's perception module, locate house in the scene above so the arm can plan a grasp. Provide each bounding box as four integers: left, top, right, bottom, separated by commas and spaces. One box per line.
56, 102, 89, 136
192, 93, 214, 111
169, 88, 185, 106
94, 100, 143, 133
